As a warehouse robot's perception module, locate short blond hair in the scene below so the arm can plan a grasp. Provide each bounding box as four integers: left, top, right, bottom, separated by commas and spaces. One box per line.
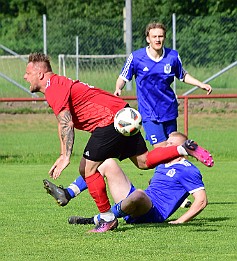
145, 22, 166, 37
28, 52, 52, 72
169, 131, 188, 143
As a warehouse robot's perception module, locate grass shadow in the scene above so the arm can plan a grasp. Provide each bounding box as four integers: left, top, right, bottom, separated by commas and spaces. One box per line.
208, 201, 237, 205
116, 216, 231, 232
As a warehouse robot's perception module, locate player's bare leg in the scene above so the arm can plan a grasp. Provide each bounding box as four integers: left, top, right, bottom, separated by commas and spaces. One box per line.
80, 158, 118, 233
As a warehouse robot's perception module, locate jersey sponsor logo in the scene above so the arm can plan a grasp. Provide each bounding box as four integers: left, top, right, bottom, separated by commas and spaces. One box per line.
164, 64, 171, 74
143, 66, 149, 72
166, 168, 176, 177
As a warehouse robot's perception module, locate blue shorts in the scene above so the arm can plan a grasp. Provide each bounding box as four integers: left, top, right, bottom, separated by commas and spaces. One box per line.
123, 185, 165, 224
143, 119, 177, 145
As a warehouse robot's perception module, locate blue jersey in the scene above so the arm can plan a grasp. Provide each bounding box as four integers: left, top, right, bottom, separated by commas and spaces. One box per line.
123, 158, 204, 224
144, 159, 205, 221
120, 47, 186, 122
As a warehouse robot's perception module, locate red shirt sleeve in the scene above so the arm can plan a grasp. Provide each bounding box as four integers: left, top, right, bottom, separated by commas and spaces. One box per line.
45, 75, 73, 115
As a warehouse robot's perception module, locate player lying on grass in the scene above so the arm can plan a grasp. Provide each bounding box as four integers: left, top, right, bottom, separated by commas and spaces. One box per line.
25, 52, 213, 233
44, 132, 209, 229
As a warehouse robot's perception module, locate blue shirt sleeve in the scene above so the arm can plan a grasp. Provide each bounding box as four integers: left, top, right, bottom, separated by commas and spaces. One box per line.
174, 54, 187, 81
120, 53, 134, 82
175, 161, 205, 193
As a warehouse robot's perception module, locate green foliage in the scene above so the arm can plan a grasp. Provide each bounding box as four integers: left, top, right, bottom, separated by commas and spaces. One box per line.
132, 0, 237, 17
44, 0, 124, 19
46, 17, 125, 56
176, 15, 237, 66
0, 0, 236, 65
0, 13, 43, 54
1, 0, 237, 19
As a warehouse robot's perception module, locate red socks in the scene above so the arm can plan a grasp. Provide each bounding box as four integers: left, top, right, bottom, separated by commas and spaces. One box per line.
85, 171, 111, 213
146, 146, 180, 169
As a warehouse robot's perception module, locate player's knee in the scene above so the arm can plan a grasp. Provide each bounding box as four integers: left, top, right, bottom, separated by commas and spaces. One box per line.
132, 189, 148, 202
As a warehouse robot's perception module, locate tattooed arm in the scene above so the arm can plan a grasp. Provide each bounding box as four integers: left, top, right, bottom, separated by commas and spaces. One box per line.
49, 110, 75, 179
57, 110, 74, 157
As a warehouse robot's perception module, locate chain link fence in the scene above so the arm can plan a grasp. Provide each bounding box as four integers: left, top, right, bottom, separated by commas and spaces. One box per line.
0, 14, 236, 98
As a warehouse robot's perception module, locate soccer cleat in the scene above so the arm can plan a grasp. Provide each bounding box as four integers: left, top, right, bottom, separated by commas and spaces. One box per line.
68, 216, 94, 225
87, 218, 118, 233
43, 179, 70, 206
182, 140, 214, 167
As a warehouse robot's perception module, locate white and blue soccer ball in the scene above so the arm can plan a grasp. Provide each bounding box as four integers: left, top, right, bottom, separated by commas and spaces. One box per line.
114, 107, 142, 136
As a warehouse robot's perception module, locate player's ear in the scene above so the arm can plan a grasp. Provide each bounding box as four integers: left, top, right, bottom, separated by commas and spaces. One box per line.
38, 71, 44, 80
146, 36, 150, 44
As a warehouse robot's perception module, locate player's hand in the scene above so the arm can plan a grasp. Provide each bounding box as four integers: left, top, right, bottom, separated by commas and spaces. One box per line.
114, 89, 122, 96
168, 220, 183, 225
49, 155, 70, 180
200, 83, 212, 95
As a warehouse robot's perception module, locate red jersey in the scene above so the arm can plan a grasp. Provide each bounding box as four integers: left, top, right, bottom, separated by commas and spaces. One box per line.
45, 74, 127, 132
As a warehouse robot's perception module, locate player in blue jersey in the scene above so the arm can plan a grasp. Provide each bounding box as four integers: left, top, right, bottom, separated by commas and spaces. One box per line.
44, 132, 208, 228
114, 22, 213, 148
68, 132, 208, 227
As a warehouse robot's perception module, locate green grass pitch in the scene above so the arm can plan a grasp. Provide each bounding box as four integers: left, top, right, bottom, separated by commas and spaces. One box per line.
0, 113, 237, 260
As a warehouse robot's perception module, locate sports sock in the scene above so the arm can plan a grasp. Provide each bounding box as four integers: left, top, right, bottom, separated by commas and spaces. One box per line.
94, 214, 100, 225
100, 209, 115, 222
111, 201, 128, 218
85, 171, 111, 213
66, 176, 88, 198
177, 145, 188, 155
146, 146, 180, 168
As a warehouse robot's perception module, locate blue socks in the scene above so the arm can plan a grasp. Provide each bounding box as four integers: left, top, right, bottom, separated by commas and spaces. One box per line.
111, 201, 128, 218
65, 176, 128, 220
66, 175, 88, 198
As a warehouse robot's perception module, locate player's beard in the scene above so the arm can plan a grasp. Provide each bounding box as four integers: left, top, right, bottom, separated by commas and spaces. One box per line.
30, 85, 40, 93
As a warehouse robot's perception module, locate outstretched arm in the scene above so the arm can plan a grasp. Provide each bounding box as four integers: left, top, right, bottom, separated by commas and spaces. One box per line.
184, 73, 212, 95
169, 189, 208, 224
114, 77, 126, 96
49, 110, 75, 179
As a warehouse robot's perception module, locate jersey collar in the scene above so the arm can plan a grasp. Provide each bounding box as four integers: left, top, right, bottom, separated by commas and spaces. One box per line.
146, 46, 165, 62
164, 157, 186, 167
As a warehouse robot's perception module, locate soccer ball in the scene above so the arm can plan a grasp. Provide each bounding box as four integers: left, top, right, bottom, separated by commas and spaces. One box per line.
114, 107, 142, 136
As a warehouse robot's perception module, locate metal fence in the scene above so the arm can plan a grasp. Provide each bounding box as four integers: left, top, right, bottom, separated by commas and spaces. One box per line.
1, 13, 235, 65
0, 14, 236, 98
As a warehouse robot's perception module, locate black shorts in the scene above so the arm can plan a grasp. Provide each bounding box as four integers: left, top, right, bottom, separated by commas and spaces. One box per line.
83, 123, 148, 161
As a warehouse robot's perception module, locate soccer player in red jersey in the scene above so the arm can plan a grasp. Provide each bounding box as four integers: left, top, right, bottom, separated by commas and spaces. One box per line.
24, 53, 213, 233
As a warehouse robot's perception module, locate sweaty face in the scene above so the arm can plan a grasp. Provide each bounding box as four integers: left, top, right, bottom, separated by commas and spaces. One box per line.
23, 62, 41, 93
146, 28, 165, 52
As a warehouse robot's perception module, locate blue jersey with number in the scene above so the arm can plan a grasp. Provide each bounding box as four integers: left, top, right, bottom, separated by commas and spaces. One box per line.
119, 47, 186, 122
144, 159, 205, 221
